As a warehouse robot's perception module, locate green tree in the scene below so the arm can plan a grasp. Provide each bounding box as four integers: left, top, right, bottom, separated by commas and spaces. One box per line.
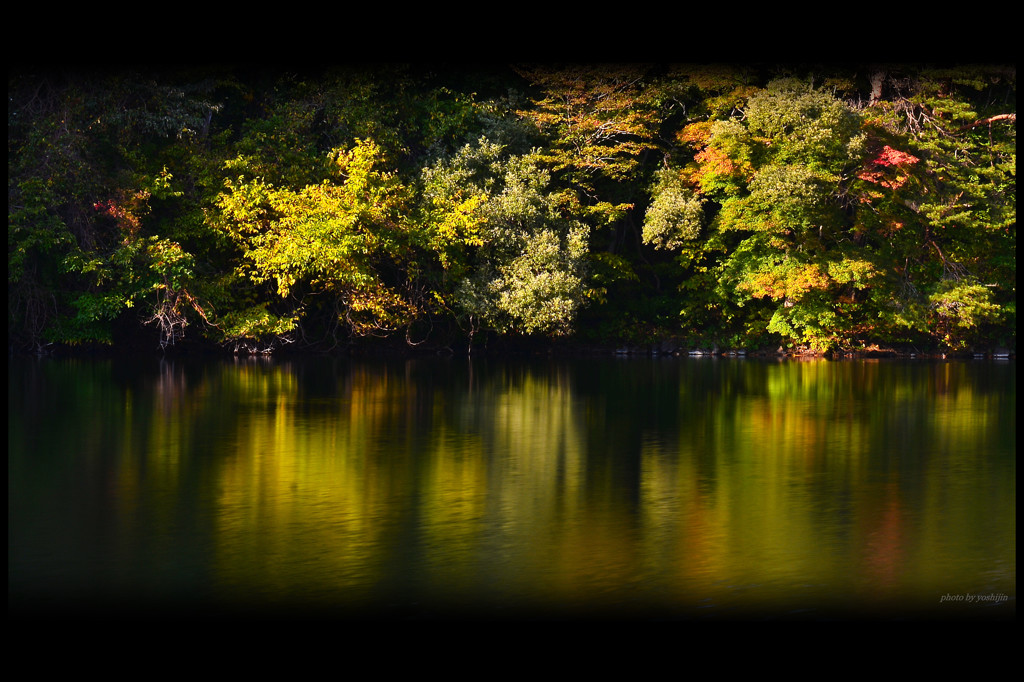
653, 78, 873, 350
420, 138, 592, 343
855, 66, 1016, 349
8, 69, 222, 349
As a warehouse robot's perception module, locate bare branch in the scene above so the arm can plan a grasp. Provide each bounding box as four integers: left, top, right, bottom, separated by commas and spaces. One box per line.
956, 113, 1016, 132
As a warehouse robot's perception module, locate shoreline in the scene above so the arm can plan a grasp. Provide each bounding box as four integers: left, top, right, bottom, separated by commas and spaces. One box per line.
10, 338, 1016, 362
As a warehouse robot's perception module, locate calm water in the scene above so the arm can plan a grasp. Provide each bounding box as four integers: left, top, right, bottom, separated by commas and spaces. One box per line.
8, 354, 1016, 620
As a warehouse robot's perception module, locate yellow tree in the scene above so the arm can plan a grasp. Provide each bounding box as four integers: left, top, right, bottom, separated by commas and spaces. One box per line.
212, 139, 424, 347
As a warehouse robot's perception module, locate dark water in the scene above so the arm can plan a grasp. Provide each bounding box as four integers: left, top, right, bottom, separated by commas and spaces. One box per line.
8, 355, 1016, 620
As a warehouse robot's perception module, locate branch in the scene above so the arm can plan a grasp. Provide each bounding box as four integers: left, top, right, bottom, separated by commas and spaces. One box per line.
956, 113, 1016, 132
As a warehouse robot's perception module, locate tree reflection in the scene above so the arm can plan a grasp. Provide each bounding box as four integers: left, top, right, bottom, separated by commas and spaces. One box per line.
8, 357, 1015, 618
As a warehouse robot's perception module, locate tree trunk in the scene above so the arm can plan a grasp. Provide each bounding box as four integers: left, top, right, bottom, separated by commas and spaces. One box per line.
869, 71, 886, 107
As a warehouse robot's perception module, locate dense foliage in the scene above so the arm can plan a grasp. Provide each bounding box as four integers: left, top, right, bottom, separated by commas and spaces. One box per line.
8, 64, 1015, 354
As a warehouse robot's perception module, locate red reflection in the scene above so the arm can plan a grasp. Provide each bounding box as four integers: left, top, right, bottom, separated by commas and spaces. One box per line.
862, 483, 906, 589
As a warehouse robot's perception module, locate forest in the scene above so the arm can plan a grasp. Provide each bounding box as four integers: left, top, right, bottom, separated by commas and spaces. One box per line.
8, 63, 1016, 356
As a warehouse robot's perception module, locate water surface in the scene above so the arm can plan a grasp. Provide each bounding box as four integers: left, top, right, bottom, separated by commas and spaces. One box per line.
8, 355, 1015, 619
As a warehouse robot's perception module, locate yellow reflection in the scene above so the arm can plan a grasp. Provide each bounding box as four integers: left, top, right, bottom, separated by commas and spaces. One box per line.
108, 357, 1013, 612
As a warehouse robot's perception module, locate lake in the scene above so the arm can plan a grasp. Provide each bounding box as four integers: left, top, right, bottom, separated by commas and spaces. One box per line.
8, 354, 1016, 620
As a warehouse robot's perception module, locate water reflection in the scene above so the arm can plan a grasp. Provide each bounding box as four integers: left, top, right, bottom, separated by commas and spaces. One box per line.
8, 356, 1015, 619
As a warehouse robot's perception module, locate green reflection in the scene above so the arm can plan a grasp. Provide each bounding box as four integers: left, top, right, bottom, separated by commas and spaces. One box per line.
8, 356, 1015, 619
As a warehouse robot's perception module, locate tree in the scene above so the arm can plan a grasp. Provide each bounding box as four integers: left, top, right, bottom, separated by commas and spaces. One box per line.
8, 69, 221, 350
513, 64, 666, 233
420, 138, 592, 343
854, 66, 1016, 349
8, 65, 1013, 355
659, 78, 875, 350
212, 139, 424, 348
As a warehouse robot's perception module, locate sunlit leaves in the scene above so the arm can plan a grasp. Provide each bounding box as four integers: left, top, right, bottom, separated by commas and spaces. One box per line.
691, 80, 887, 350
927, 280, 1002, 349
850, 67, 1016, 348
517, 65, 660, 183
422, 138, 592, 337
492, 227, 589, 336
642, 167, 705, 249
744, 163, 836, 232
146, 237, 195, 291
686, 119, 757, 200
856, 145, 920, 191
425, 193, 486, 271
7, 66, 1014, 354
744, 78, 866, 174
738, 258, 830, 302
217, 303, 298, 342
214, 139, 421, 339
514, 64, 665, 234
